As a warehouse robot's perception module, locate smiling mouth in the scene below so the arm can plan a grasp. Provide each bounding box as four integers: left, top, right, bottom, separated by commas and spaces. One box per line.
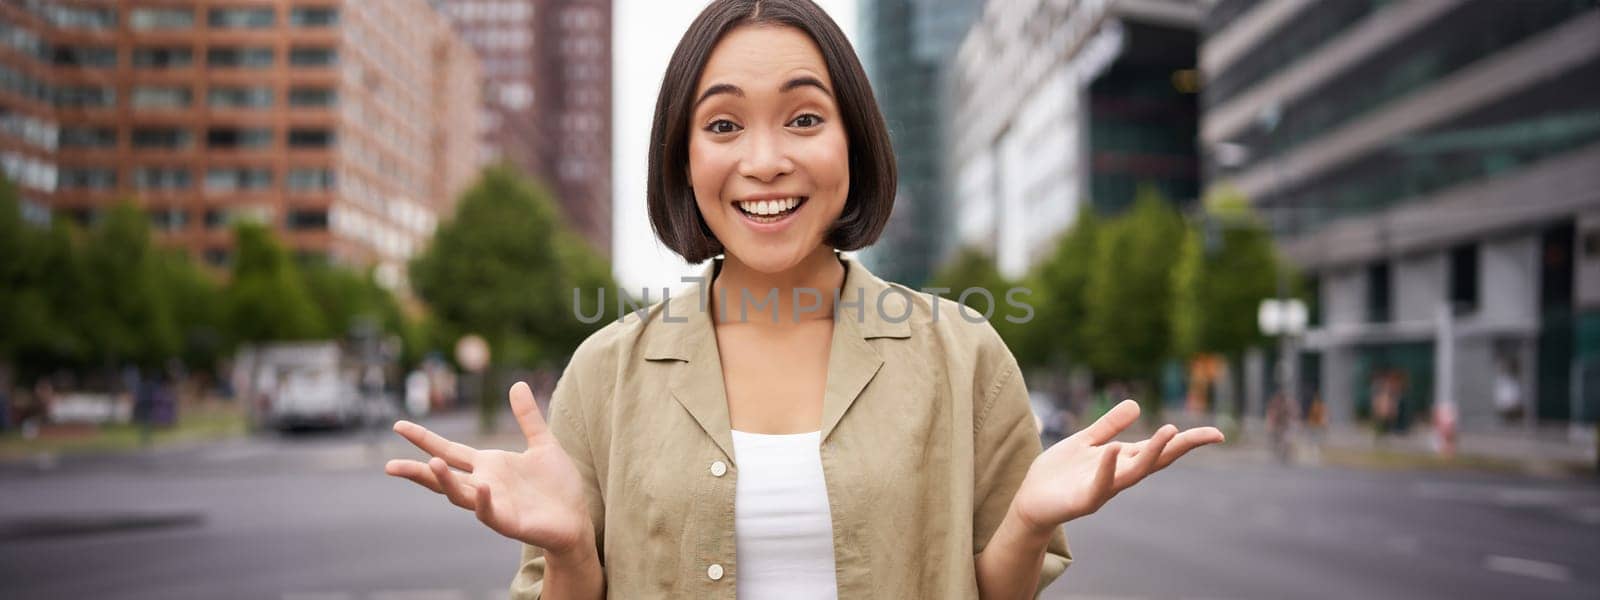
734, 196, 808, 224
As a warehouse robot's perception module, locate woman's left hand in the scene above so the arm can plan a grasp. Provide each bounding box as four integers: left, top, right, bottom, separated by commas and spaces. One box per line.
1010, 399, 1225, 534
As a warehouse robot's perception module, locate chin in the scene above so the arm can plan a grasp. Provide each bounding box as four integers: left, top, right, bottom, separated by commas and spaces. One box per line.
725, 239, 818, 273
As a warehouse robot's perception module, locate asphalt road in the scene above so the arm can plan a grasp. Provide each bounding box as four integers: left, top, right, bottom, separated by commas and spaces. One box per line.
1, 413, 1595, 600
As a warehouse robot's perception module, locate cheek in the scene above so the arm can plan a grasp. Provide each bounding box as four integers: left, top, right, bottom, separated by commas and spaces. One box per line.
800, 132, 850, 201
687, 141, 733, 211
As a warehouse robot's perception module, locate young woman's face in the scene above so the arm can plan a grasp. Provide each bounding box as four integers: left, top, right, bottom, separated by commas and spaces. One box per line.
688, 24, 850, 273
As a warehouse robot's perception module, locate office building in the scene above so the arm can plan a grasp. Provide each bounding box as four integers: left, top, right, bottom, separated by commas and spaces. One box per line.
857, 0, 982, 286
948, 0, 1201, 279
0, 0, 484, 282
1201, 0, 1600, 427
438, 0, 611, 258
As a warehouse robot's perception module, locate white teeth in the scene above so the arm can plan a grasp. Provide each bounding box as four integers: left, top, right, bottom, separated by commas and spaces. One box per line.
739, 197, 801, 216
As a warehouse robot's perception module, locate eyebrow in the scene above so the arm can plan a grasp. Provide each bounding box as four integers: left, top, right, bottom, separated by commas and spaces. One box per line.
693, 76, 832, 110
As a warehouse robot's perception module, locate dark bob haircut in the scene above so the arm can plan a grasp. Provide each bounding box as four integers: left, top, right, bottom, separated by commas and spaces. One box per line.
647, 0, 897, 263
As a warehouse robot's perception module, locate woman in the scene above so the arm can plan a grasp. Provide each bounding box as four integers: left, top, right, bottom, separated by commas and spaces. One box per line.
384, 1, 1224, 598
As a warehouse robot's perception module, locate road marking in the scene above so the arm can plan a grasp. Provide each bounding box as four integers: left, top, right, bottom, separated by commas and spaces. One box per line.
1483, 555, 1572, 583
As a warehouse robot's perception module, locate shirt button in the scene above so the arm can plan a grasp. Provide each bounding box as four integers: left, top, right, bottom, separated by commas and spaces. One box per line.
707, 563, 724, 580
710, 460, 727, 477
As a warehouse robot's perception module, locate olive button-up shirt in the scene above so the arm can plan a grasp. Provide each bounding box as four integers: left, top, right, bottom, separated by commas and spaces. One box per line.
511, 255, 1072, 598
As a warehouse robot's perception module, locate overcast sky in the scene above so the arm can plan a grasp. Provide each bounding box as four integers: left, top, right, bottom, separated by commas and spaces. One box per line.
611, 0, 860, 294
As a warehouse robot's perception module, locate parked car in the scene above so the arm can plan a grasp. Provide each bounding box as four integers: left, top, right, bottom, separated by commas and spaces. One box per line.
234, 342, 380, 430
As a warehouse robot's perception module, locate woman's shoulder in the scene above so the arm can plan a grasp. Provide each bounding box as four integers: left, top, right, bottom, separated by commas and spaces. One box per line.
879, 280, 1015, 355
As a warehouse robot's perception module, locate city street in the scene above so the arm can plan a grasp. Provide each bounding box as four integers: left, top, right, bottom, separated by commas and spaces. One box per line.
1, 414, 1596, 600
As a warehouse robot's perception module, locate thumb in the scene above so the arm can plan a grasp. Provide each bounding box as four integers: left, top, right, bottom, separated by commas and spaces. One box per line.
509, 381, 548, 446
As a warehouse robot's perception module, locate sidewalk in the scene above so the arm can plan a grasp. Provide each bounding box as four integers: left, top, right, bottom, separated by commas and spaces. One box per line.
1218, 417, 1599, 478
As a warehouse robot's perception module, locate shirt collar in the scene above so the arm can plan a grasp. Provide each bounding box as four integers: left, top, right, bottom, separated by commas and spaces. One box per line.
640, 252, 911, 459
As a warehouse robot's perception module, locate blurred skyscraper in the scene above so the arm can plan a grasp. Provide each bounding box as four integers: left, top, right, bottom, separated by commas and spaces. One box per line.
437, 0, 612, 259
857, 0, 982, 287
947, 0, 1201, 279
0, 0, 483, 282
1202, 0, 1600, 427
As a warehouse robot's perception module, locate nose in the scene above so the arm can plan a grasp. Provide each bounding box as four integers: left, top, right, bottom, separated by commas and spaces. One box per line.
736, 127, 794, 182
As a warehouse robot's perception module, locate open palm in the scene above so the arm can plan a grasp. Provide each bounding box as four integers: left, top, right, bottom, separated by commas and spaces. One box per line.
1012, 399, 1225, 531
385, 382, 591, 554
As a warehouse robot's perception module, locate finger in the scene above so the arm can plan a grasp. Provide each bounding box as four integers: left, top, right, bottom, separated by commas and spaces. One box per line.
1092, 442, 1120, 507
1119, 424, 1176, 490
1153, 427, 1226, 470
473, 481, 497, 526
431, 457, 478, 510
1074, 399, 1140, 446
394, 420, 478, 472
385, 459, 445, 494
509, 381, 549, 446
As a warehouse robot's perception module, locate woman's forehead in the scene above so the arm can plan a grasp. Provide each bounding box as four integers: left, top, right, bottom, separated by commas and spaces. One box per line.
696, 24, 833, 94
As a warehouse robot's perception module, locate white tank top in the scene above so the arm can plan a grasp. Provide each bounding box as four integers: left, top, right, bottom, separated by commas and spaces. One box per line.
730, 429, 839, 599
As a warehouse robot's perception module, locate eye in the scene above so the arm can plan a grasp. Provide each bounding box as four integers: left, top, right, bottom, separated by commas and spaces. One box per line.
789, 113, 824, 128
705, 119, 741, 135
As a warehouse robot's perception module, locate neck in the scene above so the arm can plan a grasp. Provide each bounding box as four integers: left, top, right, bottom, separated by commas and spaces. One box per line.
712, 246, 846, 325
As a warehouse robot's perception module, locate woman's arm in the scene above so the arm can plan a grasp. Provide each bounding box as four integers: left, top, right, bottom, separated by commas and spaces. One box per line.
526, 528, 606, 599
975, 503, 1056, 599
981, 398, 1224, 600
969, 359, 1072, 599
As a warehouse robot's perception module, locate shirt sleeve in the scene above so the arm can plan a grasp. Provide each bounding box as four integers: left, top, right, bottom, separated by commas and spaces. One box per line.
508, 358, 607, 599
972, 347, 1073, 597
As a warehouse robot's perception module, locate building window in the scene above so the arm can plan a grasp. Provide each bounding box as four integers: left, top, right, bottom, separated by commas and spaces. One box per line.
203, 247, 231, 266
287, 128, 334, 148
1449, 244, 1479, 316
287, 168, 335, 192
60, 167, 117, 190
289, 6, 339, 27
286, 209, 329, 230
208, 7, 276, 29
1366, 262, 1391, 324
208, 86, 273, 108
55, 86, 116, 108
0, 63, 51, 104
148, 208, 190, 231
0, 109, 56, 149
207, 127, 274, 149
205, 167, 273, 192
288, 47, 337, 67
61, 207, 101, 226
135, 167, 192, 190
204, 209, 230, 229
51, 46, 117, 68
131, 127, 193, 149
132, 46, 194, 69
129, 7, 195, 30
288, 87, 337, 107
206, 46, 274, 68
58, 126, 116, 148
45, 5, 116, 29
131, 85, 193, 109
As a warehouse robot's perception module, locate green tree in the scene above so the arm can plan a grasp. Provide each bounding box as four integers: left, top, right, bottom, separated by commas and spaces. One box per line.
410, 165, 618, 368
227, 222, 325, 342
0, 178, 87, 371
79, 202, 180, 367
303, 261, 399, 337
155, 249, 225, 371
1084, 186, 1186, 392
1170, 192, 1281, 359
1024, 210, 1101, 368
928, 246, 1027, 349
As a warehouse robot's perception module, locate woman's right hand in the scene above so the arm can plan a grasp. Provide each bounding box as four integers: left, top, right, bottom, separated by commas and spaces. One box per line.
385, 381, 593, 556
